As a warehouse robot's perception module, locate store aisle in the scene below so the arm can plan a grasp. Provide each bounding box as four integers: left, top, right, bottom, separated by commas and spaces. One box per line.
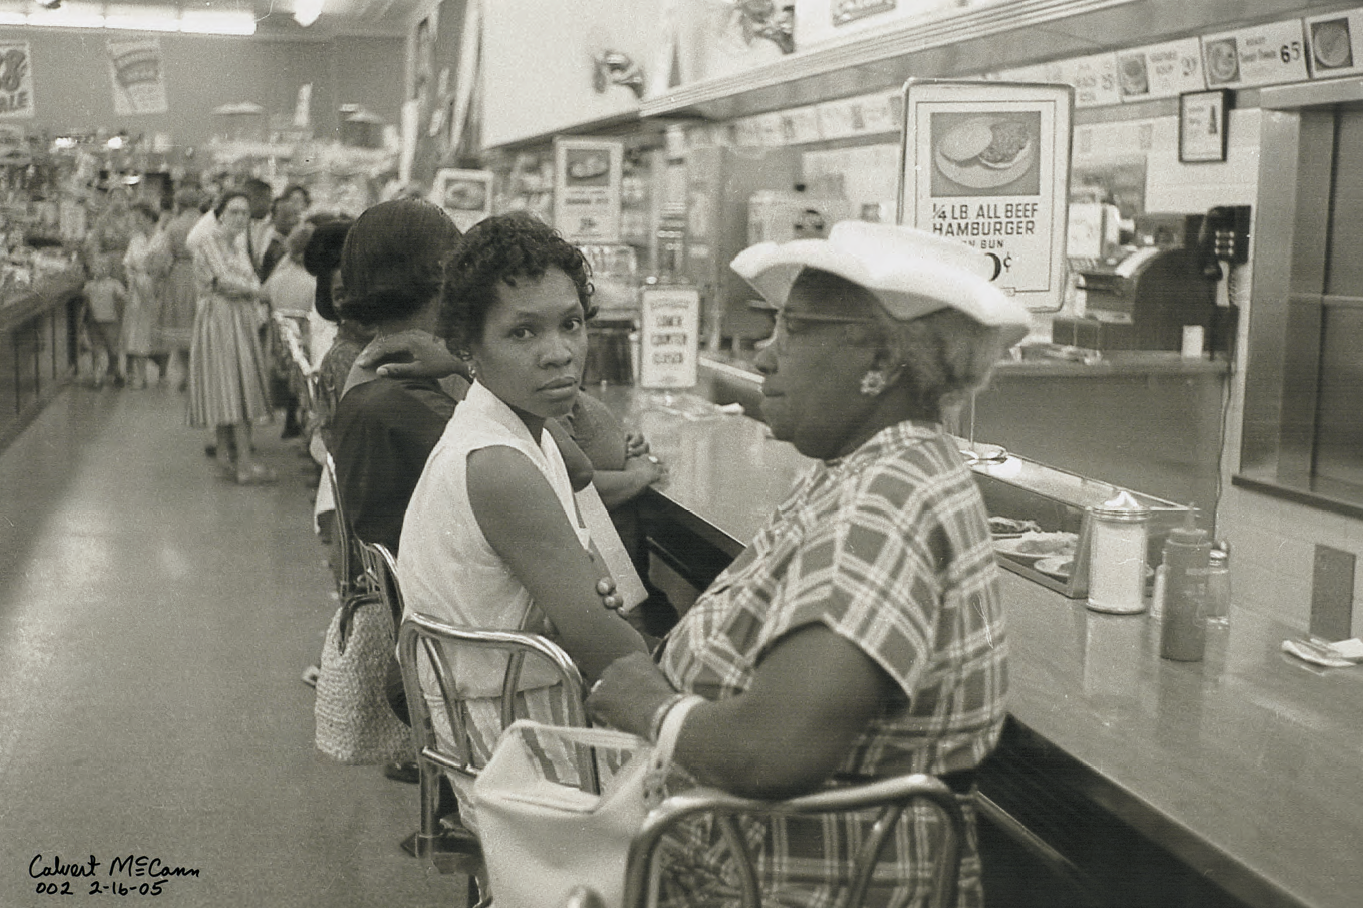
0, 385, 462, 907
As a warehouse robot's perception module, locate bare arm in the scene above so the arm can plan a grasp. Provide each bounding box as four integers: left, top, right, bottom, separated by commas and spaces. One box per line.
545, 418, 594, 493
590, 454, 662, 509
467, 446, 647, 682
588, 625, 895, 800
355, 328, 471, 382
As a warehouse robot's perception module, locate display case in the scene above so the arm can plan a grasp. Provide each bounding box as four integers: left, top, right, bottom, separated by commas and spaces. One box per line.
970, 450, 1191, 599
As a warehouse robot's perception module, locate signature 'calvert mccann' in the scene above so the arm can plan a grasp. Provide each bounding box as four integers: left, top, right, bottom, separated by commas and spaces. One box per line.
29, 854, 201, 878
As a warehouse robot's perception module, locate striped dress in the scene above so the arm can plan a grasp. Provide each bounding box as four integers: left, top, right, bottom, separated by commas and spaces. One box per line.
157, 210, 200, 354
185, 228, 273, 428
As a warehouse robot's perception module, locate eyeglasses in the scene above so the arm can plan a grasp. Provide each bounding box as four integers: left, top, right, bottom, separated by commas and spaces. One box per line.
761, 310, 877, 355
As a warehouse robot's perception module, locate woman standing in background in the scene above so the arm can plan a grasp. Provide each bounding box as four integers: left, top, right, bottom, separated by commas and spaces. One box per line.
158, 187, 205, 391
186, 190, 276, 485
121, 202, 171, 389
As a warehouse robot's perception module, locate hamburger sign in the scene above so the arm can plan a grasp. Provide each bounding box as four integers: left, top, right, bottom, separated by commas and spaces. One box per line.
899, 79, 1073, 311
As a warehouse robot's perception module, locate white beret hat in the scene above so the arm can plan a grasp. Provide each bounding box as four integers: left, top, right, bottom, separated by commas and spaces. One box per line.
730, 220, 1031, 348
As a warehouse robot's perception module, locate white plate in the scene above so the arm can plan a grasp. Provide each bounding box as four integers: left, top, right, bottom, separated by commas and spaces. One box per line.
934, 121, 1035, 191
1034, 555, 1074, 580
994, 532, 1077, 564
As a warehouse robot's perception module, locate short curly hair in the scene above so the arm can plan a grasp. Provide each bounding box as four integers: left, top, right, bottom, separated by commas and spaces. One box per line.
440, 212, 594, 350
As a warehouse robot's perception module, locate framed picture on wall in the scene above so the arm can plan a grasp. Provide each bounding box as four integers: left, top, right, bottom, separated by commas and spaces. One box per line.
431, 168, 492, 232
1179, 90, 1232, 163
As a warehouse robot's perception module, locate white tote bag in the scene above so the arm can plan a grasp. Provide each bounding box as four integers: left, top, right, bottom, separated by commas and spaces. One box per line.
473, 720, 673, 908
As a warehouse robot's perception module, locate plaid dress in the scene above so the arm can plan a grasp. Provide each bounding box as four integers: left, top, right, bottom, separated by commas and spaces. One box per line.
656, 422, 1008, 908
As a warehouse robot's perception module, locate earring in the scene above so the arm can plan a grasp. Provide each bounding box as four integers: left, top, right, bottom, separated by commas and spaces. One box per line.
860, 370, 887, 397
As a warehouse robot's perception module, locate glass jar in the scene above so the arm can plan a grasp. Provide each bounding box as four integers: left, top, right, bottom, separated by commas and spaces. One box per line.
1086, 490, 1150, 615
1206, 546, 1230, 627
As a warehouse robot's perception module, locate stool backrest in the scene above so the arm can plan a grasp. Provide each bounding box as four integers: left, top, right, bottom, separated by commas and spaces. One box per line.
395, 609, 592, 785
621, 775, 967, 908
324, 452, 367, 600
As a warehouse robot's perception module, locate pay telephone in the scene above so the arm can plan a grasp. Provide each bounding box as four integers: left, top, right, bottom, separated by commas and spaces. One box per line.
1197, 205, 1251, 277
1199, 205, 1250, 360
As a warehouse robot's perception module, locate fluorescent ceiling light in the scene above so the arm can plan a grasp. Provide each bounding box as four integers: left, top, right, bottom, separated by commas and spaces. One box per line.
28, 3, 105, 27
104, 6, 181, 31
178, 9, 256, 35
0, 2, 256, 34
293, 0, 323, 27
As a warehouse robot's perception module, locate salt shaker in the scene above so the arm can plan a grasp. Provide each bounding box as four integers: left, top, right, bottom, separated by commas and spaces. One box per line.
1086, 490, 1150, 614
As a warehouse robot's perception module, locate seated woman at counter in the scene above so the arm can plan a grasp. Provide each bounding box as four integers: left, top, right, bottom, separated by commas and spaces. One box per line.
586, 221, 1030, 907
328, 199, 466, 556
396, 213, 649, 817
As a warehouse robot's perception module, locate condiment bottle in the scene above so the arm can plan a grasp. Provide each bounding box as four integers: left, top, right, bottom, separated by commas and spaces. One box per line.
1159, 509, 1212, 661
1086, 490, 1150, 614
1205, 543, 1230, 627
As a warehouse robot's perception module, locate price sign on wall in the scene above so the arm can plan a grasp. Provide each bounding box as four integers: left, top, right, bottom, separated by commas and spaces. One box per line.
639, 286, 700, 389
899, 79, 1074, 311
1116, 38, 1205, 101
553, 138, 623, 243
1201, 21, 1310, 89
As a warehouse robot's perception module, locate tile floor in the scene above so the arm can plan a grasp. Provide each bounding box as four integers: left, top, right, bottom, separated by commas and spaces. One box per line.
0, 384, 464, 907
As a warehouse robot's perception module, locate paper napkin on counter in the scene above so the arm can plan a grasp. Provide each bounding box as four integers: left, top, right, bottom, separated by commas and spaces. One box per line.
1281, 637, 1363, 668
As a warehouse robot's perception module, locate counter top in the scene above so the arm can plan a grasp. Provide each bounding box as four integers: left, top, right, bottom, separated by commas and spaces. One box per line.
1002, 579, 1363, 908
698, 350, 1230, 386
596, 386, 1363, 908
0, 270, 83, 333
997, 351, 1231, 377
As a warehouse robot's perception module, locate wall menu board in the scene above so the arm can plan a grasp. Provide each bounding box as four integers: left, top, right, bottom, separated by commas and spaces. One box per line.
639, 285, 700, 389
1200, 20, 1310, 89
899, 79, 1074, 312
553, 138, 623, 244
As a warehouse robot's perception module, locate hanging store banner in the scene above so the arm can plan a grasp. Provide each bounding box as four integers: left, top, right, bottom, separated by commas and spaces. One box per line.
639, 285, 700, 389
553, 138, 623, 244
900, 79, 1074, 311
0, 42, 34, 119
107, 38, 168, 116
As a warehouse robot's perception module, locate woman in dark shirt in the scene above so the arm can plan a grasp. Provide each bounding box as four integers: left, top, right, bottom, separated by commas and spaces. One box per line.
327, 199, 465, 554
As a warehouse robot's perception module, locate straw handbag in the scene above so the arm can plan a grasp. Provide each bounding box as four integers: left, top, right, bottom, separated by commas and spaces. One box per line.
314, 592, 412, 765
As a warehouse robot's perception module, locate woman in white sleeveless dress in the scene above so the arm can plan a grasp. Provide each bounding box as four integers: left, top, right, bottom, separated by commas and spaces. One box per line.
398, 213, 648, 823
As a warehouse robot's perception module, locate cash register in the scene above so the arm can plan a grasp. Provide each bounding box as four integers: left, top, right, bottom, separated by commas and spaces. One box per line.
1053, 214, 1223, 354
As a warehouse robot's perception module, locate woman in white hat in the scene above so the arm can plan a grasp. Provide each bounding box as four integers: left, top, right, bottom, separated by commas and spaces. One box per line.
587, 221, 1031, 907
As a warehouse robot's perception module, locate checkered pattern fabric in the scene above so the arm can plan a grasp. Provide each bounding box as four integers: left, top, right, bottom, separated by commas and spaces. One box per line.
657, 421, 1008, 907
